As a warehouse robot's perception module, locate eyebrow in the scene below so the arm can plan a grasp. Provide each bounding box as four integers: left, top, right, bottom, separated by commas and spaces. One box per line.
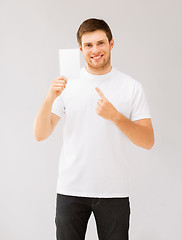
83, 39, 107, 46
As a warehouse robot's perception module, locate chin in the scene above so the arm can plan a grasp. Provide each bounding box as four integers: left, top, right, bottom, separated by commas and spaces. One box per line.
90, 61, 110, 70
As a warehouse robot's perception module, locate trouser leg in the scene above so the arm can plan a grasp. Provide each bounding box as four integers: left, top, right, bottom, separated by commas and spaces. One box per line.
55, 194, 92, 240
92, 197, 131, 240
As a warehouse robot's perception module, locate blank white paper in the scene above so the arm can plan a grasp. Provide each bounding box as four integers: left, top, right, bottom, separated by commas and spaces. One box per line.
59, 48, 80, 80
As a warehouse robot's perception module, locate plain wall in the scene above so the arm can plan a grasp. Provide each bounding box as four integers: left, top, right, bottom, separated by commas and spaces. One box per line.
1, 0, 182, 239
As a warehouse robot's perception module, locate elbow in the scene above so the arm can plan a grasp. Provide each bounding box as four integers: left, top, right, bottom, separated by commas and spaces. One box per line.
33, 124, 49, 142
146, 144, 154, 150
34, 136, 43, 142
146, 138, 155, 150
33, 129, 47, 142
33, 127, 41, 142
34, 133, 44, 142
34, 135, 48, 142
146, 130, 155, 150
33, 130, 49, 141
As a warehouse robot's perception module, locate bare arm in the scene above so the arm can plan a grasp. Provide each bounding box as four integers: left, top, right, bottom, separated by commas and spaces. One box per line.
112, 113, 154, 150
33, 76, 67, 141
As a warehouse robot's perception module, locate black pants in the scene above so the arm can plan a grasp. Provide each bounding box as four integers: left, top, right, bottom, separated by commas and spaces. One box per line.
55, 193, 131, 240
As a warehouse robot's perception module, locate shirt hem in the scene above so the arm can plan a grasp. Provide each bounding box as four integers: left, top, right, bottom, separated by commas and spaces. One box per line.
56, 189, 130, 198
131, 115, 151, 121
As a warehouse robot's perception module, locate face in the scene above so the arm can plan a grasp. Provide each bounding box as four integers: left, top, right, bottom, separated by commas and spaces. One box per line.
79, 30, 114, 74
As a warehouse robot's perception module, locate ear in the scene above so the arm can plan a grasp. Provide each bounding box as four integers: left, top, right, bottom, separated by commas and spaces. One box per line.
79, 45, 83, 52
110, 38, 114, 50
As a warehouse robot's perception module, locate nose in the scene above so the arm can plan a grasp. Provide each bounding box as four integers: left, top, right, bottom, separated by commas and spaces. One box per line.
92, 44, 99, 54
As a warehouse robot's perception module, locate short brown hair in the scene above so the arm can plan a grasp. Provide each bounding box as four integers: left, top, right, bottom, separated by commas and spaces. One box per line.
77, 18, 113, 46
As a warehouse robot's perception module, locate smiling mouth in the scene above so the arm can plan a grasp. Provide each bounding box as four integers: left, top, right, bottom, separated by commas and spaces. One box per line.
91, 54, 104, 60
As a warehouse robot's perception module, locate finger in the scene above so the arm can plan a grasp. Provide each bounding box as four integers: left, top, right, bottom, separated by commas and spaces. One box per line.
54, 86, 64, 91
95, 87, 107, 101
57, 76, 68, 82
53, 83, 66, 87
97, 99, 103, 106
53, 79, 67, 85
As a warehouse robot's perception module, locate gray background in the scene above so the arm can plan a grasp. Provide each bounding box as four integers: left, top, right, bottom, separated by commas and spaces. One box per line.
1, 0, 182, 239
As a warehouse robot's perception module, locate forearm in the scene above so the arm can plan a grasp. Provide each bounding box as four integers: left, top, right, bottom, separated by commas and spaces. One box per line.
33, 95, 55, 141
112, 112, 154, 150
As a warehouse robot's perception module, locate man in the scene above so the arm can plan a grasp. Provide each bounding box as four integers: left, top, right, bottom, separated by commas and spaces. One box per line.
34, 18, 154, 240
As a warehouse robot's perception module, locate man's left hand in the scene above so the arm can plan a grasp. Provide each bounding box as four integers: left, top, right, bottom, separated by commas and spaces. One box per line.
95, 87, 119, 121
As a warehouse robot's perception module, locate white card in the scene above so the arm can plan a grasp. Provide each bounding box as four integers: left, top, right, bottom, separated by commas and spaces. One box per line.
59, 48, 80, 80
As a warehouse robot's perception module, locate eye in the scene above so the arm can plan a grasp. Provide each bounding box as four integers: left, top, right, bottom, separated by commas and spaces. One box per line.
99, 42, 104, 45
86, 44, 91, 47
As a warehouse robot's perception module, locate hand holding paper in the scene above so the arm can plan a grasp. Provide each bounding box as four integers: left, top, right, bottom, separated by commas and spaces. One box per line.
47, 76, 68, 100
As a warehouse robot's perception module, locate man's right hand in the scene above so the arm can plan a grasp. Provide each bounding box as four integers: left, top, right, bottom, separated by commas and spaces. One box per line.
47, 76, 68, 100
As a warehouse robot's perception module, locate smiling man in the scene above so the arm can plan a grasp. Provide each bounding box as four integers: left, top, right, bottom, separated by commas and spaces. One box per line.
34, 18, 154, 240
80, 30, 113, 74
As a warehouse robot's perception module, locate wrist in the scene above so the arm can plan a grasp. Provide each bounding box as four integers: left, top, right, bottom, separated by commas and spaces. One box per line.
45, 93, 56, 104
111, 110, 122, 123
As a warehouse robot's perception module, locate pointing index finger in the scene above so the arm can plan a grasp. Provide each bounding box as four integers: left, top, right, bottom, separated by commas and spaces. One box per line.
95, 87, 107, 101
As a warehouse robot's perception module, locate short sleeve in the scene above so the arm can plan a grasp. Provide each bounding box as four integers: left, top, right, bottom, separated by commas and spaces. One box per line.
51, 95, 65, 118
130, 81, 151, 121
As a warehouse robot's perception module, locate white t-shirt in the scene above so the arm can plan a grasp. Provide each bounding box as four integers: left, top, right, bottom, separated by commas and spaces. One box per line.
51, 67, 151, 198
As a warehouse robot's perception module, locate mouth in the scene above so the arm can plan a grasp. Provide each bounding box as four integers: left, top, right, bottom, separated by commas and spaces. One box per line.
91, 54, 104, 60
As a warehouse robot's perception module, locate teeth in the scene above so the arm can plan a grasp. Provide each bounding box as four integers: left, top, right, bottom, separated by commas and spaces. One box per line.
93, 55, 102, 59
